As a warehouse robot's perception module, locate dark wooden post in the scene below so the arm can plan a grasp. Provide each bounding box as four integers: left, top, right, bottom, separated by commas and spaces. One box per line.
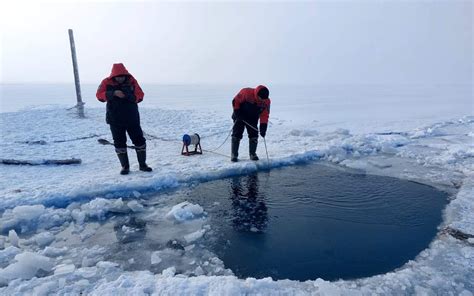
68, 29, 85, 118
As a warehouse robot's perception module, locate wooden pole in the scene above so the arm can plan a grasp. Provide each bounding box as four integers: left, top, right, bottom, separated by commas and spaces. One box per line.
68, 29, 85, 118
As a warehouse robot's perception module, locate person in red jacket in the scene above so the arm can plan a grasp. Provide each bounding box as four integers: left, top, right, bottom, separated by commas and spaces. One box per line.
231, 85, 271, 162
96, 63, 152, 175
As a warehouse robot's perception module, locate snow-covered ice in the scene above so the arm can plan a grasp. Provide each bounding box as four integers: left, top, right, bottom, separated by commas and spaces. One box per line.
0, 84, 472, 294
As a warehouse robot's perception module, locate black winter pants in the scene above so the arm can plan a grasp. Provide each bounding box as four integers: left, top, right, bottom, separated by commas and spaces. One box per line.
232, 118, 259, 140
110, 124, 146, 151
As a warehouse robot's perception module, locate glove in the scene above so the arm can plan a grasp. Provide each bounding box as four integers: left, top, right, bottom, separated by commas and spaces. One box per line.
259, 123, 267, 138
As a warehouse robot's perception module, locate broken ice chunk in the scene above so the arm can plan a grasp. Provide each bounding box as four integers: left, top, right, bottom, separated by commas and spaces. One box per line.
165, 202, 204, 222
151, 251, 162, 265
183, 229, 206, 244
8, 230, 19, 247
0, 252, 53, 284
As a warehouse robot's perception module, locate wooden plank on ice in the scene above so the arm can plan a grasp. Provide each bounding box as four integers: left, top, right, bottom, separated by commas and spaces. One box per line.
1, 158, 82, 166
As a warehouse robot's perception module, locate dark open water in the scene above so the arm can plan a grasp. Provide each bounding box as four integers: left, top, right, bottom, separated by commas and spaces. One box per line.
187, 162, 448, 280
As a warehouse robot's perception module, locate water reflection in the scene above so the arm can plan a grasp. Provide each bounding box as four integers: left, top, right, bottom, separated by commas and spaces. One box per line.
229, 173, 268, 232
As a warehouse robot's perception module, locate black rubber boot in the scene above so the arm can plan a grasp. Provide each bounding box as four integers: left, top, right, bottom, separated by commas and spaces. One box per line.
231, 137, 240, 162
136, 149, 152, 172
249, 137, 259, 161
117, 152, 130, 175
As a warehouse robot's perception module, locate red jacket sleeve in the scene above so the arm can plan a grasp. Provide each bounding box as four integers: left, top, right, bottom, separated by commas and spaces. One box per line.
131, 77, 144, 103
259, 98, 271, 124
232, 89, 246, 110
96, 79, 109, 102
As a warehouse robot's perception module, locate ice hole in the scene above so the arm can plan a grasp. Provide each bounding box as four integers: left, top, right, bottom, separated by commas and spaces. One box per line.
187, 162, 449, 281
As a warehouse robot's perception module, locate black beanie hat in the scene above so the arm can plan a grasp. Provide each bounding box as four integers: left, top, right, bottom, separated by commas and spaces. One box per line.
257, 87, 269, 99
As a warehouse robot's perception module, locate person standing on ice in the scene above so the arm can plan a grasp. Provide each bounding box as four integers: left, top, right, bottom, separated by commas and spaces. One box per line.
96, 63, 152, 175
231, 85, 271, 162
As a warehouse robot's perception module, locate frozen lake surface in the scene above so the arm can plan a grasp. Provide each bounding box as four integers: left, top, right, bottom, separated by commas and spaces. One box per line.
0, 83, 472, 295
1, 83, 471, 133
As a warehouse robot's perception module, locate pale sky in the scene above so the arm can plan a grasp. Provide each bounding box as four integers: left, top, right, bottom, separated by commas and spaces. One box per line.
0, 0, 472, 85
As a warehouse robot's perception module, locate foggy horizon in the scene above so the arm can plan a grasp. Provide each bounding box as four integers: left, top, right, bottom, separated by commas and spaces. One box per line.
0, 1, 472, 85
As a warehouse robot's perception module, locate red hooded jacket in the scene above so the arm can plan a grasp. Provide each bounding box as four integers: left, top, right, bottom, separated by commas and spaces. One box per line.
96, 63, 144, 103
96, 64, 144, 126
232, 85, 271, 124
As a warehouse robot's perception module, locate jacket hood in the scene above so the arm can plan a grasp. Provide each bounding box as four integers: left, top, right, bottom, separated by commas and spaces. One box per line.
254, 85, 269, 99
108, 63, 131, 78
